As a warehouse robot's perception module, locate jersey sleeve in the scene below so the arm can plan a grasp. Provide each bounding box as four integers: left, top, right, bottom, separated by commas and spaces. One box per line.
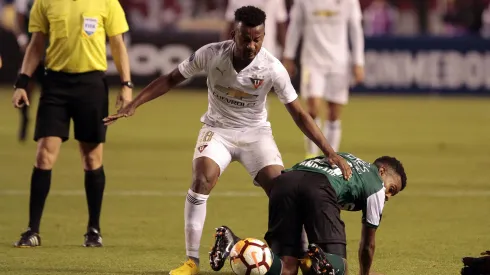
105, 0, 130, 37
348, 0, 365, 66
362, 188, 386, 228
272, 63, 299, 104
224, 0, 237, 21
275, 0, 288, 23
178, 45, 214, 79
283, 2, 303, 59
28, 0, 48, 34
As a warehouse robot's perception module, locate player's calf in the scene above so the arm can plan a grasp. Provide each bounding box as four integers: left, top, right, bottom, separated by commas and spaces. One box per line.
209, 225, 241, 271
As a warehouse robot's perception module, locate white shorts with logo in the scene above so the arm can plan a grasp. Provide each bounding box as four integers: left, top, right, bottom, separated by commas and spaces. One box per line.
300, 66, 350, 105
193, 124, 284, 186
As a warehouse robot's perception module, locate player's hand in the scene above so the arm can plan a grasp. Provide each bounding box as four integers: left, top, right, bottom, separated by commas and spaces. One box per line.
326, 154, 352, 180
103, 101, 137, 126
282, 58, 297, 77
115, 86, 133, 111
12, 88, 30, 108
353, 65, 365, 84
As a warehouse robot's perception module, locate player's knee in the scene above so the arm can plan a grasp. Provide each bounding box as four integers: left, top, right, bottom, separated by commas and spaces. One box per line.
191, 173, 215, 195
306, 99, 321, 118
327, 103, 342, 121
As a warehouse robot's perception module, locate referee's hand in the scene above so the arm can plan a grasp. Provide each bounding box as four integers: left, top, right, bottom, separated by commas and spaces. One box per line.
12, 88, 30, 108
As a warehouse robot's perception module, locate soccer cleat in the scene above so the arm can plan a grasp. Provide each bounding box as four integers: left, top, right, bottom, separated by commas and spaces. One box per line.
83, 227, 103, 247
209, 225, 240, 271
14, 229, 41, 247
169, 259, 199, 275
307, 244, 335, 275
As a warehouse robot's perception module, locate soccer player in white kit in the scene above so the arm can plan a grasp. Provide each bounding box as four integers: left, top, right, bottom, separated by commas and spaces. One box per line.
282, 0, 366, 157
104, 6, 352, 275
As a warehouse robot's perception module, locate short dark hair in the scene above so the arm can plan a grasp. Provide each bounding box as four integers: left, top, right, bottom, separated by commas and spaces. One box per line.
374, 156, 407, 191
234, 6, 266, 27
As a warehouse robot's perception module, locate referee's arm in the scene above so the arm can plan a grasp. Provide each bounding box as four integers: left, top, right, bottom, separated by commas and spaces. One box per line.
12, 0, 47, 107
106, 0, 132, 109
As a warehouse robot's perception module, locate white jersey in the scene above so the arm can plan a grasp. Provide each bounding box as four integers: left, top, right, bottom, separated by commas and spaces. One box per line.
283, 0, 365, 74
178, 40, 298, 129
225, 0, 288, 58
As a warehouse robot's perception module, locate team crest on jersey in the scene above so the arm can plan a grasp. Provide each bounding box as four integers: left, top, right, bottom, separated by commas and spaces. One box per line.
249, 75, 264, 89
197, 145, 208, 153
83, 17, 98, 36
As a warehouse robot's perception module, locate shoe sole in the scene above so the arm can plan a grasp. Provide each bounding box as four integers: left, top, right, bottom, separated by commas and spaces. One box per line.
209, 227, 228, 271
307, 244, 333, 275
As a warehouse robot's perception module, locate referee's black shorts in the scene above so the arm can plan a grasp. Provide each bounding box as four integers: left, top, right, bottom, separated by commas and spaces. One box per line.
264, 170, 347, 258
34, 70, 109, 143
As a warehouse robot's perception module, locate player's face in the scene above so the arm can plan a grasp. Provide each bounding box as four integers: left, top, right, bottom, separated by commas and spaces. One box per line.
232, 23, 265, 60
379, 167, 402, 201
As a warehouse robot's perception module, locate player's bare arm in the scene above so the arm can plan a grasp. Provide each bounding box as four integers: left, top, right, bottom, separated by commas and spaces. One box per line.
12, 32, 47, 108
109, 34, 133, 110
277, 22, 287, 50
103, 68, 186, 125
285, 99, 352, 180
358, 224, 376, 275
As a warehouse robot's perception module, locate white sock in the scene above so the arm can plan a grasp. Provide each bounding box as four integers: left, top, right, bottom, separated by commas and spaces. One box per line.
305, 118, 322, 156
324, 120, 342, 152
185, 189, 209, 261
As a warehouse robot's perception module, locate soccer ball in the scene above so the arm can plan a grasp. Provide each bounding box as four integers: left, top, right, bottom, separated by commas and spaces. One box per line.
229, 238, 272, 275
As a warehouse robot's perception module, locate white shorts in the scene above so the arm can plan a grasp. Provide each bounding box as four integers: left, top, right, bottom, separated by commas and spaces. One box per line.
300, 67, 350, 105
192, 124, 284, 186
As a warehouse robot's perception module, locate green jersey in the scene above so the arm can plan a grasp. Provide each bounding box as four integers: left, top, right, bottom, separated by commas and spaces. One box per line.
285, 153, 386, 228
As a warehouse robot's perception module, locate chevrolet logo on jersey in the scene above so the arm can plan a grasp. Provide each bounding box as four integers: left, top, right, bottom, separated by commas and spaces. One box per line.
215, 85, 258, 100
313, 10, 338, 17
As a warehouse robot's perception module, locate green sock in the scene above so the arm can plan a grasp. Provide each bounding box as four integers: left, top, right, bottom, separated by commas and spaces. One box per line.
325, 253, 346, 275
265, 253, 282, 275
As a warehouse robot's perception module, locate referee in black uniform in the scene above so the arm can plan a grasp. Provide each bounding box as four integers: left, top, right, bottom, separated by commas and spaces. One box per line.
11, 0, 133, 247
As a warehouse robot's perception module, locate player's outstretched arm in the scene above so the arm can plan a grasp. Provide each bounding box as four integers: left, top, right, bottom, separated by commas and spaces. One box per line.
284, 100, 352, 180
103, 68, 185, 125
358, 224, 376, 275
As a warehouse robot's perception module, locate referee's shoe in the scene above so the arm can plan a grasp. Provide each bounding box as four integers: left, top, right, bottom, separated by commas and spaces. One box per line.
83, 227, 103, 247
13, 228, 41, 247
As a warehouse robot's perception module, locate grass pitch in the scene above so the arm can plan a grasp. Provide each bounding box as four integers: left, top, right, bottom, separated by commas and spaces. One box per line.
0, 87, 489, 275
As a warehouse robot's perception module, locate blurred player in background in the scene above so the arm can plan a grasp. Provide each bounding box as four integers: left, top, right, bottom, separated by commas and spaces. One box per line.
282, 0, 365, 157
14, 0, 44, 142
210, 153, 407, 275
11, 0, 132, 248
104, 6, 352, 275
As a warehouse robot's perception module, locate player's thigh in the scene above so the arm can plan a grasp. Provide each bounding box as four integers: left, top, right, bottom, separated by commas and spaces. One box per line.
71, 73, 109, 144
34, 73, 71, 142
193, 125, 233, 177
300, 66, 326, 99
324, 73, 349, 105
237, 126, 284, 186
264, 172, 303, 258
301, 173, 346, 247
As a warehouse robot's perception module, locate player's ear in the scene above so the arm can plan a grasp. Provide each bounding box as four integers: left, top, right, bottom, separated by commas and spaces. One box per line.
378, 166, 386, 176
231, 29, 236, 41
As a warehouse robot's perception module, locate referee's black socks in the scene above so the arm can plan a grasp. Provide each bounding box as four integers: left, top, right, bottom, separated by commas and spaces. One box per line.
28, 167, 52, 233
84, 166, 105, 231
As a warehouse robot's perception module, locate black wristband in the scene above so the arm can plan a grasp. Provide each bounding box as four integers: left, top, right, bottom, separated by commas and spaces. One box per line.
14, 73, 30, 90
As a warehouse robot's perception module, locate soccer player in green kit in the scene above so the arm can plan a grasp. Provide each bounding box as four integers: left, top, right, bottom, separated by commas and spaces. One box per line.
209, 153, 407, 275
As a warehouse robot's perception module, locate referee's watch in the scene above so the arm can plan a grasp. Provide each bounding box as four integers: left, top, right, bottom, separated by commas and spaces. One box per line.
121, 81, 134, 89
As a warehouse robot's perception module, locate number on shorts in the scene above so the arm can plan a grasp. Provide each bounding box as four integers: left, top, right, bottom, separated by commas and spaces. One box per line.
201, 131, 214, 142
